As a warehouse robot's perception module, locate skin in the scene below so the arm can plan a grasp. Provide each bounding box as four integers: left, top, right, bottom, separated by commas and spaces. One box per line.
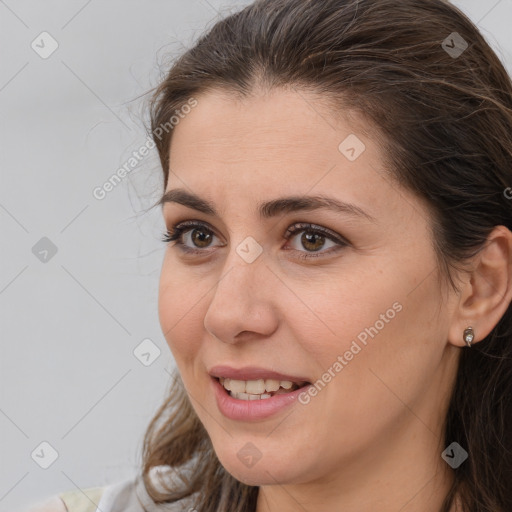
157, 87, 512, 512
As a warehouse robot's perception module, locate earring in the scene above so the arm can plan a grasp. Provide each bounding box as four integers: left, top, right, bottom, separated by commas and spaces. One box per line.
463, 326, 474, 348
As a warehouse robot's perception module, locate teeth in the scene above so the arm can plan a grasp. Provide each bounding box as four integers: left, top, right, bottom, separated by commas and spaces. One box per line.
219, 377, 304, 398
264, 379, 281, 392
226, 379, 246, 393
245, 379, 265, 394
230, 391, 273, 400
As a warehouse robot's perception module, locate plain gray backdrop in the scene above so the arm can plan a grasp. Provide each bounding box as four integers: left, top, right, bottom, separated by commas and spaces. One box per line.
1, 0, 511, 510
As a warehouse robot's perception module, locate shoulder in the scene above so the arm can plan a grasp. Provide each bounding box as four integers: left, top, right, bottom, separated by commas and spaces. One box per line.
20, 495, 68, 512
21, 466, 198, 512
58, 486, 105, 512
22, 486, 106, 512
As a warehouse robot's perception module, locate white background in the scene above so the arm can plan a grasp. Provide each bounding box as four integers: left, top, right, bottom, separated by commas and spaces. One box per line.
1, 0, 511, 510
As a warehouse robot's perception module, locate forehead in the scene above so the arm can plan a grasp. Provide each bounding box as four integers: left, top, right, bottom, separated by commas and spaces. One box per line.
170, 88, 364, 160
169, 89, 379, 188
164, 88, 429, 233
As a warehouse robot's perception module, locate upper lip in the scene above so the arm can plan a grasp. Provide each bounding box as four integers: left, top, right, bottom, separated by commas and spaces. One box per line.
208, 365, 311, 384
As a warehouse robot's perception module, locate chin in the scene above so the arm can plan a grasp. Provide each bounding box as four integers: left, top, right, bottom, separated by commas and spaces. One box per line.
216, 451, 305, 487
224, 465, 293, 487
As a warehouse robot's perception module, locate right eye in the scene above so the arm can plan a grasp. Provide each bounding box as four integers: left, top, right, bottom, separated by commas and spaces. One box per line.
162, 221, 222, 254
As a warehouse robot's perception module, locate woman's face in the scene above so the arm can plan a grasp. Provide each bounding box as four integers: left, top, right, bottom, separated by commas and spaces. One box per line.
158, 88, 461, 487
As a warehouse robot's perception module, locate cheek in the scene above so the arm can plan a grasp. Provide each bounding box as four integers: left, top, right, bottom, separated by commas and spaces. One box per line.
311, 248, 442, 357
158, 259, 208, 362
292, 259, 445, 413
285, 264, 401, 358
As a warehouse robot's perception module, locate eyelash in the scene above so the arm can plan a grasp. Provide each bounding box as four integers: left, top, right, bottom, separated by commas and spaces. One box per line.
161, 220, 349, 260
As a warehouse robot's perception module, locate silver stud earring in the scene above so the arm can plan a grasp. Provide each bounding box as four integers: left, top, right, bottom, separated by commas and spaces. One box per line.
463, 326, 474, 348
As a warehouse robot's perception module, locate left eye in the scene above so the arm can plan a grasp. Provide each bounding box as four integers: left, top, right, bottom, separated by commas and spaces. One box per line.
162, 221, 348, 258
286, 227, 338, 253
283, 223, 348, 258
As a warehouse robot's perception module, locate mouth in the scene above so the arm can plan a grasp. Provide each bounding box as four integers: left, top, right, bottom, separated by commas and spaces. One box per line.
213, 376, 312, 401
209, 368, 315, 420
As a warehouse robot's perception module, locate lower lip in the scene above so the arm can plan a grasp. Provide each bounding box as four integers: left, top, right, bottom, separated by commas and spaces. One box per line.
211, 376, 311, 421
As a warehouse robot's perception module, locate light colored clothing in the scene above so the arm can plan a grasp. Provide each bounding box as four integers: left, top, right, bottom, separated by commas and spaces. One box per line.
58, 466, 199, 512
58, 487, 105, 512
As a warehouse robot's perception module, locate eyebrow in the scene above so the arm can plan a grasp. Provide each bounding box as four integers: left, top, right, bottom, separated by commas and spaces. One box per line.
158, 188, 376, 222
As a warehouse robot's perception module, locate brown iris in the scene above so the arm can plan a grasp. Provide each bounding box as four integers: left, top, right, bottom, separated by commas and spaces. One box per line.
191, 228, 213, 248
301, 231, 325, 252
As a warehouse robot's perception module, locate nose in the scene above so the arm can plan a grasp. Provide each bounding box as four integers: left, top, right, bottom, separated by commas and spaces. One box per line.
203, 249, 279, 344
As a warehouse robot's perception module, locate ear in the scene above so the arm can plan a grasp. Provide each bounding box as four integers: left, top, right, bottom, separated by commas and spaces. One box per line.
448, 225, 512, 347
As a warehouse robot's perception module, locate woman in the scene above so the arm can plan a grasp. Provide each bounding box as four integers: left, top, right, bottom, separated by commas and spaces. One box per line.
25, 0, 512, 511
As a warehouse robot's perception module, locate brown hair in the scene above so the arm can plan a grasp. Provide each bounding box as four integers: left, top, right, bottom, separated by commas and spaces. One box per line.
141, 1, 512, 510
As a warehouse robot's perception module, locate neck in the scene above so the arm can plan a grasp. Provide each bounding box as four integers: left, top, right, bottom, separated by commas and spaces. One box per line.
255, 417, 456, 512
